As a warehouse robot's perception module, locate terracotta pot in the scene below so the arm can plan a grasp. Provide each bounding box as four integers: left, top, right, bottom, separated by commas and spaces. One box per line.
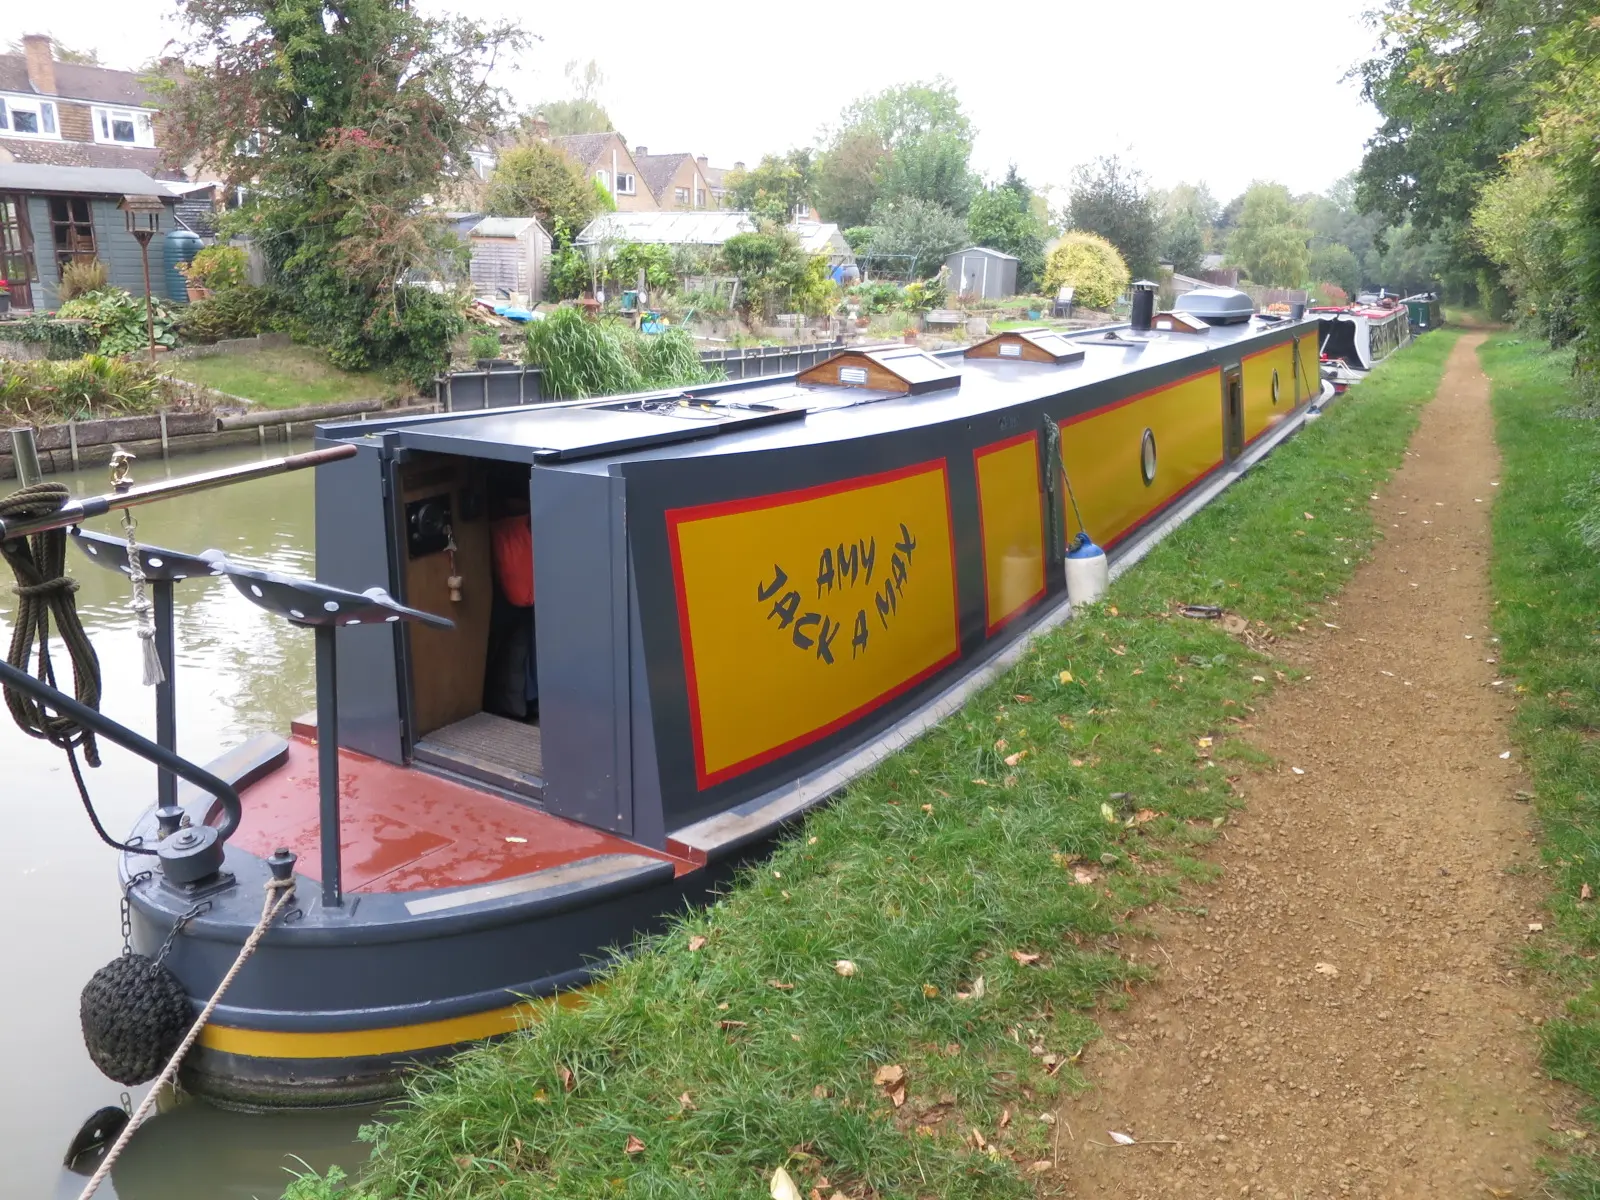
902, 331, 918, 345
186, 281, 212, 303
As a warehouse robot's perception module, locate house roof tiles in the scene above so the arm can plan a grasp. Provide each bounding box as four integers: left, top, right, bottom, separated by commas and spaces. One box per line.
550, 133, 616, 169
0, 138, 179, 177
0, 54, 154, 107
633, 152, 694, 202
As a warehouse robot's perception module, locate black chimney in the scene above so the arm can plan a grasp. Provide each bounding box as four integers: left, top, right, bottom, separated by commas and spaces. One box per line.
1130, 280, 1157, 333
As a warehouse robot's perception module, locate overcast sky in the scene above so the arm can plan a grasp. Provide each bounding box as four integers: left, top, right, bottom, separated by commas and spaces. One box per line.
2, 0, 1383, 204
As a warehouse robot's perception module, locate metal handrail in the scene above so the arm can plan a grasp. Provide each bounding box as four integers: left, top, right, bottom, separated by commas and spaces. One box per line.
0, 657, 243, 841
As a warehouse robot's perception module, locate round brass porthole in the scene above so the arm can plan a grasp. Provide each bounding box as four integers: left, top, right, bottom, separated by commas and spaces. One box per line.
1140, 428, 1157, 486
1272, 367, 1281, 405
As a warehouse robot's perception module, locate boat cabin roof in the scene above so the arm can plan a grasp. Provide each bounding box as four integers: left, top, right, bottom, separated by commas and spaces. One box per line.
324, 314, 1315, 471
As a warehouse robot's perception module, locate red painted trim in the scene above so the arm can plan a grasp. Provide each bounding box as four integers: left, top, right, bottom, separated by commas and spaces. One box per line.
666, 458, 959, 791
1059, 366, 1217, 429
972, 430, 1047, 637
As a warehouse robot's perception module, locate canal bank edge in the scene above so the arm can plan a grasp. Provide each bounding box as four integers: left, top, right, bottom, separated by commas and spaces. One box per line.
280, 330, 1463, 1200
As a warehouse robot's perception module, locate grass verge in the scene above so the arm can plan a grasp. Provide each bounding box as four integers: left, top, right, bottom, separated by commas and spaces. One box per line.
291, 330, 1463, 1200
169, 345, 408, 409
1478, 333, 1600, 1193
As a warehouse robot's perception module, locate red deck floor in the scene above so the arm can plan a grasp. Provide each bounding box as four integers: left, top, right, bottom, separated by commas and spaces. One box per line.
226, 736, 687, 894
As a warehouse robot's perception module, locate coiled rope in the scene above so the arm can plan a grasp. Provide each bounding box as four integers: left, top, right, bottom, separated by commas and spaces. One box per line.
1, 482, 152, 854
74, 877, 296, 1200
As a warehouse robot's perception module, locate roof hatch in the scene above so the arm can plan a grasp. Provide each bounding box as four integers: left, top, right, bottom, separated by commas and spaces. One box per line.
1150, 310, 1210, 334
797, 346, 962, 395
964, 327, 1086, 365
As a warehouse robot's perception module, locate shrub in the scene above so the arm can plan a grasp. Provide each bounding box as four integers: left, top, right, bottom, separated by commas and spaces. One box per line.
59, 259, 110, 301
174, 284, 277, 343
358, 288, 470, 388
0, 355, 179, 422
524, 306, 717, 399
57, 288, 178, 356
6, 314, 96, 359
181, 245, 249, 292
468, 332, 501, 360
1042, 232, 1131, 310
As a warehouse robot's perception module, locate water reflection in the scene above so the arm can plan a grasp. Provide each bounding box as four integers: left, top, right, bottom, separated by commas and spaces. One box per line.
3, 442, 373, 1199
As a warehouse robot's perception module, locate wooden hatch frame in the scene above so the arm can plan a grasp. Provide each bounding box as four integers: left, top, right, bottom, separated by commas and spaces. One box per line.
963, 327, 1086, 365
1151, 310, 1210, 335
796, 346, 962, 395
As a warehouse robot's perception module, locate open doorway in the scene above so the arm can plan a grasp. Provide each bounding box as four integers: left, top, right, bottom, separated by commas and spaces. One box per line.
1222, 365, 1244, 462
402, 455, 545, 801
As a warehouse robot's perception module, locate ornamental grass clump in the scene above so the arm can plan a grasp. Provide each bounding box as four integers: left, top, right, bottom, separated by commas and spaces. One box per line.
524, 306, 718, 399
0, 355, 179, 423
1042, 232, 1130, 310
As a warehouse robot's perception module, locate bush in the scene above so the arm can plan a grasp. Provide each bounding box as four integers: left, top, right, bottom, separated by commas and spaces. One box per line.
468, 332, 501, 360
524, 306, 717, 399
6, 314, 96, 359
173, 284, 277, 343
1042, 232, 1130, 310
181, 245, 249, 292
57, 288, 178, 356
0, 355, 179, 422
358, 288, 470, 388
59, 259, 110, 301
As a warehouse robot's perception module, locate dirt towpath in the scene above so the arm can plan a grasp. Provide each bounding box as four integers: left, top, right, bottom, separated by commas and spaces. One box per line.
1061, 333, 1570, 1198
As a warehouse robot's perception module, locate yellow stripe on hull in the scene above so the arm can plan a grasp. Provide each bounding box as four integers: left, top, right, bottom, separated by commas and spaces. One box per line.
199, 990, 590, 1060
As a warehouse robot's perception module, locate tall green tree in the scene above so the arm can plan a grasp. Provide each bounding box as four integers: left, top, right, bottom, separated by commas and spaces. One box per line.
967, 166, 1046, 289
865, 198, 968, 278
484, 142, 599, 243
727, 150, 816, 222
1066, 154, 1160, 278
158, 0, 524, 382
537, 60, 615, 136
1226, 182, 1310, 287
1154, 182, 1217, 275
816, 78, 976, 223
1309, 242, 1361, 298
813, 128, 887, 228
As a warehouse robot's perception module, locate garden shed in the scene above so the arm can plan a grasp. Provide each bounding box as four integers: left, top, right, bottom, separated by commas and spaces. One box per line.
946, 246, 1018, 301
0, 163, 178, 311
468, 216, 551, 303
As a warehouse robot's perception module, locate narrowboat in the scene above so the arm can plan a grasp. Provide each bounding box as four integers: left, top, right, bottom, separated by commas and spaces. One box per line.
1403, 292, 1443, 334
1312, 296, 1412, 380
2, 291, 1329, 1108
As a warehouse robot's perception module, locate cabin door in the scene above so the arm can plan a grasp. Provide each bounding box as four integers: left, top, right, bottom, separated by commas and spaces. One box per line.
1222, 365, 1244, 462
0, 195, 34, 309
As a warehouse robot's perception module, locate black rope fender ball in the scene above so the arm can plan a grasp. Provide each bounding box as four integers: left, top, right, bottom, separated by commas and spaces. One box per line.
80, 954, 193, 1086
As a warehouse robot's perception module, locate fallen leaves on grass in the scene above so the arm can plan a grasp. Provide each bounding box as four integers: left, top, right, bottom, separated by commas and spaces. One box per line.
1582, 883, 1593, 902
1058, 670, 1073, 684
678, 1091, 695, 1111
558, 1065, 575, 1091
768, 979, 795, 990
1072, 866, 1099, 886
688, 935, 707, 952
874, 1063, 908, 1107
625, 1135, 646, 1155
833, 959, 857, 977
1010, 950, 1042, 966
769, 1166, 802, 1200
1109, 1130, 1137, 1145
1004, 750, 1028, 767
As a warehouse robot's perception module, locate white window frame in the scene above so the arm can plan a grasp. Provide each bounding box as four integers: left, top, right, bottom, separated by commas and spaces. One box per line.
92, 105, 157, 147
615, 172, 636, 196
594, 169, 610, 190
0, 94, 59, 139
674, 186, 689, 205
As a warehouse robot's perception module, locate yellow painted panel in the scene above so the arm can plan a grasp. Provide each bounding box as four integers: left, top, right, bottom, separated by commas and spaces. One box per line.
1241, 341, 1296, 445
1059, 369, 1222, 548
668, 462, 960, 786
974, 433, 1045, 633
1296, 333, 1320, 403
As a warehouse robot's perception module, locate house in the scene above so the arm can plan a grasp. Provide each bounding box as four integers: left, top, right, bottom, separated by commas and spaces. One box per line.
551, 133, 656, 212
0, 36, 174, 178
0, 163, 179, 310
704, 161, 742, 208
632, 149, 717, 211
468, 216, 551, 302
946, 246, 1018, 300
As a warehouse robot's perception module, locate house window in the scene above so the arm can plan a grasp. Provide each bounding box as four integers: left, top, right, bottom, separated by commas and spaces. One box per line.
0, 95, 59, 138
694, 187, 704, 208
93, 106, 156, 147
48, 196, 97, 277
594, 170, 610, 191
615, 172, 636, 196
674, 187, 689, 205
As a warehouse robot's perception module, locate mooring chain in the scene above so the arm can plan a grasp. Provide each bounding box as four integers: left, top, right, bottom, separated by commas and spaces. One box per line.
151, 901, 211, 967
119, 871, 153, 956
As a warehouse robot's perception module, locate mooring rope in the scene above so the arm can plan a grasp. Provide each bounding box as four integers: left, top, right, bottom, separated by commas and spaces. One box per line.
0, 482, 102, 761
74, 877, 296, 1200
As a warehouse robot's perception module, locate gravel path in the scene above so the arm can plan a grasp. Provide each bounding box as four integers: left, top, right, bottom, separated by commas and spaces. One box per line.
1060, 333, 1573, 1199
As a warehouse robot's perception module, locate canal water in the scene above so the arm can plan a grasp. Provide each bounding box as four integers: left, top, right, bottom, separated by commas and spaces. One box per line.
3, 442, 372, 1198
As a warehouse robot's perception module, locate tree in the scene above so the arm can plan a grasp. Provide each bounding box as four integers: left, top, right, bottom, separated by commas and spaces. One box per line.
1309, 242, 1362, 298
1042, 232, 1129, 310
864, 198, 968, 278
1155, 182, 1217, 274
536, 60, 615, 137
157, 0, 525, 383
878, 129, 975, 215
968, 166, 1046, 289
727, 150, 815, 223
836, 78, 971, 149
722, 226, 833, 318
814, 127, 887, 228
484, 142, 599, 243
1067, 155, 1160, 278
1226, 182, 1310, 287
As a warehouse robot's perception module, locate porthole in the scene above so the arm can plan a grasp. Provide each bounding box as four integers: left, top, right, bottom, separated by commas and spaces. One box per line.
1140, 428, 1157, 486
1271, 367, 1281, 405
